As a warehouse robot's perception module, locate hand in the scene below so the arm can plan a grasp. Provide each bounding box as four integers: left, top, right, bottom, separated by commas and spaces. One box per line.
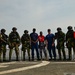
52, 43, 55, 46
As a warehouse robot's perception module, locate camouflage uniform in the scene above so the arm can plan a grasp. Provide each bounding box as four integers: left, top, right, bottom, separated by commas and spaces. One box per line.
0, 29, 8, 62
66, 26, 75, 60
55, 27, 66, 60
21, 30, 31, 61
0, 33, 2, 61
9, 27, 20, 61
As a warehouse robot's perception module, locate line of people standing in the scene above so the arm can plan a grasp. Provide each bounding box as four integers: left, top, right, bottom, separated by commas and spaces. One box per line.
0, 26, 75, 62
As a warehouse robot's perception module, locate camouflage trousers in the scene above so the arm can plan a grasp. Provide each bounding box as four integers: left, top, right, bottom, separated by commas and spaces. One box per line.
0, 45, 6, 61
9, 42, 19, 61
57, 47, 66, 60
57, 42, 66, 60
21, 44, 30, 61
67, 46, 75, 60
67, 42, 75, 60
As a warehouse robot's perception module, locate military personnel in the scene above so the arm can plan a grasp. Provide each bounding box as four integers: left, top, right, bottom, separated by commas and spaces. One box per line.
38, 31, 47, 60
30, 28, 40, 61
45, 29, 56, 60
66, 26, 75, 60
8, 27, 20, 61
55, 27, 66, 60
0, 32, 2, 62
0, 29, 8, 62
21, 30, 31, 61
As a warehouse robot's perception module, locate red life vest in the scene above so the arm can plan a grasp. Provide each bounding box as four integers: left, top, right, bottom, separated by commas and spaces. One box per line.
38, 35, 45, 42
74, 32, 75, 38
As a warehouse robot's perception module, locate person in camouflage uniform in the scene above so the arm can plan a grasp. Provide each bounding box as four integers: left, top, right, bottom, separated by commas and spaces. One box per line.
66, 26, 75, 60
55, 27, 66, 60
9, 27, 20, 61
0, 32, 2, 62
0, 29, 8, 62
21, 30, 31, 61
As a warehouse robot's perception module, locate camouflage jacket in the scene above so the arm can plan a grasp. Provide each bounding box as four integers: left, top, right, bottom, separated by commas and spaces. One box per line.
21, 34, 31, 49
0, 33, 8, 45
66, 30, 74, 42
66, 30, 75, 47
55, 31, 65, 49
9, 32, 20, 44
21, 34, 30, 44
55, 31, 65, 43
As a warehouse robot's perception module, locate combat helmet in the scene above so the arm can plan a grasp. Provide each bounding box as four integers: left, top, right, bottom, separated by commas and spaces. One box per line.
24, 30, 28, 33
57, 27, 61, 31
12, 27, 17, 30
1, 29, 6, 33
67, 26, 72, 30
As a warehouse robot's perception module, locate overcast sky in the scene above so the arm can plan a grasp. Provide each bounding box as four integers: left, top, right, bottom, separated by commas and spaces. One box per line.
0, 0, 75, 36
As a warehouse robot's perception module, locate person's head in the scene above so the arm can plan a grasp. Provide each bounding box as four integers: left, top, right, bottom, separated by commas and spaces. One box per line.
40, 31, 43, 36
57, 27, 62, 32
47, 29, 51, 34
67, 26, 72, 31
24, 30, 28, 34
12, 27, 17, 32
33, 28, 36, 33
1, 29, 6, 34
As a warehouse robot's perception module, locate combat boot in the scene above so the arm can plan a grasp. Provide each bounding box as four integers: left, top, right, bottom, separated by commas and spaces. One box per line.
29, 57, 30, 61
9, 58, 11, 62
16, 56, 19, 61
23, 57, 25, 61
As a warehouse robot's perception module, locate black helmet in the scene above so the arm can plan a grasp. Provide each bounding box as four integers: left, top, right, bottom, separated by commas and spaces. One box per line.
12, 27, 17, 30
1, 29, 6, 33
24, 30, 28, 33
67, 26, 72, 30
57, 27, 61, 31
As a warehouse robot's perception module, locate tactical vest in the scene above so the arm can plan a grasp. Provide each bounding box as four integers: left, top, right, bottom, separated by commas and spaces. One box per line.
21, 34, 30, 44
55, 32, 65, 42
9, 32, 20, 42
1, 33, 8, 44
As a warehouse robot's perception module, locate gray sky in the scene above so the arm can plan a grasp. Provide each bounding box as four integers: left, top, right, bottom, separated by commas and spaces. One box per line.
0, 0, 75, 36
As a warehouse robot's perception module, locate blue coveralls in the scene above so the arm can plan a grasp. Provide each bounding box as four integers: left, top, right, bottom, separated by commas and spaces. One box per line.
45, 34, 56, 60
30, 33, 39, 60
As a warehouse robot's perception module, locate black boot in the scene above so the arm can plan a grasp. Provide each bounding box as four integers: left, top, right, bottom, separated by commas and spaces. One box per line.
29, 57, 30, 61
16, 56, 19, 61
